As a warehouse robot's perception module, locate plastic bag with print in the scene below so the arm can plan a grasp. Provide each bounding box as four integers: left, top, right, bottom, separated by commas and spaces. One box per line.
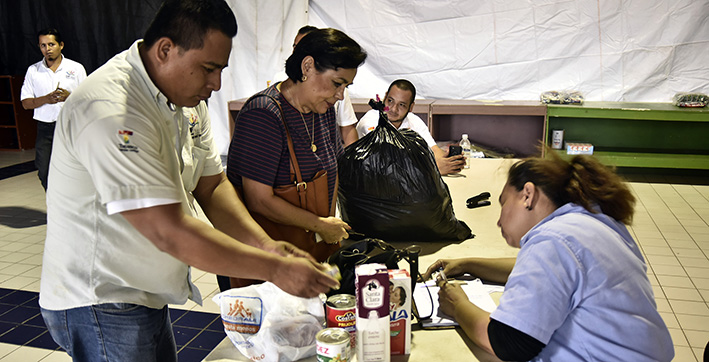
212, 282, 325, 362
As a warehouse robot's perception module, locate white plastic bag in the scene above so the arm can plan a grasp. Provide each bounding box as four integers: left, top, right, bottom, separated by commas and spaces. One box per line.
212, 282, 324, 362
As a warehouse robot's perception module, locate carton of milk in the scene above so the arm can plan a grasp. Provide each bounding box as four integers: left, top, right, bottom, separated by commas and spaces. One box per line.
388, 269, 411, 355
355, 264, 390, 362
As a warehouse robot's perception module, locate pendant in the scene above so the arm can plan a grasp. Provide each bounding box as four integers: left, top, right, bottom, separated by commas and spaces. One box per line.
311, 143, 317, 152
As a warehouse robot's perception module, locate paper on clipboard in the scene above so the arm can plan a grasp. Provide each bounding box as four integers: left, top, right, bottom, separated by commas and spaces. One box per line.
413, 278, 502, 329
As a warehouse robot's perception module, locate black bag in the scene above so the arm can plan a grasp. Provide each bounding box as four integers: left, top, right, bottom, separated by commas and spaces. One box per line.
338, 104, 473, 242
326, 238, 420, 298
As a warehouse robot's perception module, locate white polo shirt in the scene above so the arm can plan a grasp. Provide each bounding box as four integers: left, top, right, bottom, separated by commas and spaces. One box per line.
356, 109, 437, 147
40, 40, 223, 311
20, 55, 86, 123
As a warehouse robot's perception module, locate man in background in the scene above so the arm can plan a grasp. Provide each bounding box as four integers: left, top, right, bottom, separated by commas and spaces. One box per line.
357, 79, 465, 175
21, 28, 86, 191
39, 1, 338, 360
272, 25, 359, 146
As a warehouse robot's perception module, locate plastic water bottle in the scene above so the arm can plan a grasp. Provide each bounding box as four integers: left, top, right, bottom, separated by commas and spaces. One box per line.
460, 134, 471, 169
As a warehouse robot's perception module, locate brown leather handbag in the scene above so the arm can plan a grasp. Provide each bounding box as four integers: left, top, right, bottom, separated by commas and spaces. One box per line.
230, 95, 340, 288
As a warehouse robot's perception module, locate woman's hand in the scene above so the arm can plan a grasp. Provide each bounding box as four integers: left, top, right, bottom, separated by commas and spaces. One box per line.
316, 216, 351, 244
438, 282, 469, 316
423, 258, 467, 280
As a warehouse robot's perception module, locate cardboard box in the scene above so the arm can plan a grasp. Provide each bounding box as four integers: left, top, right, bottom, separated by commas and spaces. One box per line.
389, 269, 411, 355
566, 142, 594, 155
355, 264, 390, 362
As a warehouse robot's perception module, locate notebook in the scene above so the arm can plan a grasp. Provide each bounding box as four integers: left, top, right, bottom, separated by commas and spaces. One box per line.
413, 277, 503, 329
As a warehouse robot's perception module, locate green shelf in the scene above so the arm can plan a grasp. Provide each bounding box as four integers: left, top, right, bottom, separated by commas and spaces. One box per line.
545, 102, 709, 170
551, 150, 709, 169
547, 102, 709, 122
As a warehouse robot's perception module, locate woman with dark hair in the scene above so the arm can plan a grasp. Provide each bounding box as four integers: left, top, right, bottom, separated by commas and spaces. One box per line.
227, 28, 366, 267
390, 283, 406, 309
424, 153, 673, 361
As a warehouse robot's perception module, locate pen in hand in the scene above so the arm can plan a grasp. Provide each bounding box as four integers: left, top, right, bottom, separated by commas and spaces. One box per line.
436, 268, 448, 287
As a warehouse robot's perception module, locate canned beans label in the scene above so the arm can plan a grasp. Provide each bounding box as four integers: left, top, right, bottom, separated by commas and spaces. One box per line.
327, 309, 355, 328
326, 294, 356, 330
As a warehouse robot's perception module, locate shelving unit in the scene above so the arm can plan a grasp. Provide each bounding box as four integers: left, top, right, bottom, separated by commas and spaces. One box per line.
229, 98, 433, 137
0, 75, 36, 150
229, 98, 547, 157
546, 102, 709, 169
429, 100, 547, 157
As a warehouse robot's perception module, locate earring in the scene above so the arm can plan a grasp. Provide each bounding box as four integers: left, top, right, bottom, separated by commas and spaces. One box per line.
301, 75, 307, 82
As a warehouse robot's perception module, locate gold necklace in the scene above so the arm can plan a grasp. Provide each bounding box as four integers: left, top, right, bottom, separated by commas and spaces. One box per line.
299, 112, 317, 152
279, 81, 317, 152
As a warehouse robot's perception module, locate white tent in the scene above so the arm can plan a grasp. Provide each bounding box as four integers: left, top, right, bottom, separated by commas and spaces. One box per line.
209, 0, 709, 154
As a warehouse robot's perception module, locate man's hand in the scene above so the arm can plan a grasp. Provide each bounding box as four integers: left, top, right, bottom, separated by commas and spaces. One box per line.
437, 154, 465, 175
271, 258, 340, 298
53, 87, 70, 102
45, 88, 70, 104
264, 240, 316, 262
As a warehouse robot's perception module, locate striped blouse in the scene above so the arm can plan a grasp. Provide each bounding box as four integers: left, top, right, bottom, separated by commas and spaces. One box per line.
226, 84, 343, 204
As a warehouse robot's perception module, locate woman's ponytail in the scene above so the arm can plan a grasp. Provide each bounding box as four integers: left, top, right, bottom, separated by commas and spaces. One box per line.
507, 149, 635, 225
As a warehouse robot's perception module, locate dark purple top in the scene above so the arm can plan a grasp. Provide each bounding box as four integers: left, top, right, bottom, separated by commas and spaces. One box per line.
227, 84, 343, 204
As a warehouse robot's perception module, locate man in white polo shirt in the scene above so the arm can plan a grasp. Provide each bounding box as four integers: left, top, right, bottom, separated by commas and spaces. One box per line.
357, 79, 465, 175
39, 1, 338, 360
20, 28, 86, 190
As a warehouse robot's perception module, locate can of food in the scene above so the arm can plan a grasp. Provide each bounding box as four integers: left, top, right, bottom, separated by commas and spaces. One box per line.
326, 294, 356, 348
316, 327, 351, 362
551, 129, 564, 149
323, 264, 342, 281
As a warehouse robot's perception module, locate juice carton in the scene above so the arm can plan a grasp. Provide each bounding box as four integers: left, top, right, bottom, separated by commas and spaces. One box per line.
388, 269, 411, 355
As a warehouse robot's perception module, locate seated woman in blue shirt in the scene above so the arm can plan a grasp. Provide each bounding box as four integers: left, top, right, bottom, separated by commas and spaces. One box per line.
424, 153, 674, 362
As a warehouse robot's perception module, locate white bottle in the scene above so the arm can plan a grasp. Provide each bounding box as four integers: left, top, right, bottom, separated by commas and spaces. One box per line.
460, 134, 472, 169
358, 310, 389, 362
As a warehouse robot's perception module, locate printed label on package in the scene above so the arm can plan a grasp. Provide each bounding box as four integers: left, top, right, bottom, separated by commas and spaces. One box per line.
219, 295, 263, 334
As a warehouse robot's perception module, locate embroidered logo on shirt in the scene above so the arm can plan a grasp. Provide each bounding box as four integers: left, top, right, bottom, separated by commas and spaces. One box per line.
65, 70, 76, 79
188, 112, 203, 139
118, 130, 139, 153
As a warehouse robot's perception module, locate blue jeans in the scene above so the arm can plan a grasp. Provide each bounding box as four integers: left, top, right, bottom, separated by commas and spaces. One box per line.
41, 304, 177, 362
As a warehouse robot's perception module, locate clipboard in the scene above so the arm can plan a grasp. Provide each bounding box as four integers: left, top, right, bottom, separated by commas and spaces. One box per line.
412, 277, 503, 329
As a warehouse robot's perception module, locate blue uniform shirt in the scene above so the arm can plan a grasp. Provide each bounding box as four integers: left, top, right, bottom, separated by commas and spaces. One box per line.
491, 203, 674, 361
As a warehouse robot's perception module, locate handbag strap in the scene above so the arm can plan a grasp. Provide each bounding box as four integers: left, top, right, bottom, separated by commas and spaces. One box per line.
243, 92, 337, 215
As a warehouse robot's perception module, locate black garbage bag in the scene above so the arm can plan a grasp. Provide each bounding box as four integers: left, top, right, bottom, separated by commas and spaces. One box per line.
338, 104, 473, 242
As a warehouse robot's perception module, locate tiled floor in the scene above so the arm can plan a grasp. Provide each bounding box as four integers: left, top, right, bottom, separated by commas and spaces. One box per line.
0, 150, 225, 361
0, 150, 707, 361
